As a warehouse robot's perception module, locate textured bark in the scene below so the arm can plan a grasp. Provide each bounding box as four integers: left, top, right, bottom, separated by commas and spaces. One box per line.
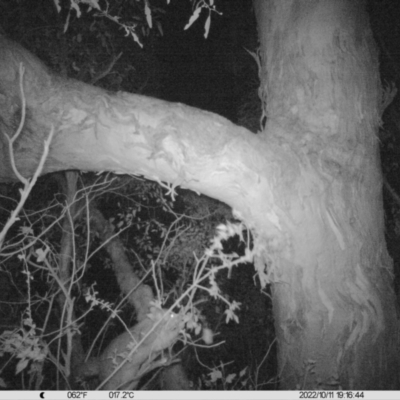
254, 0, 400, 389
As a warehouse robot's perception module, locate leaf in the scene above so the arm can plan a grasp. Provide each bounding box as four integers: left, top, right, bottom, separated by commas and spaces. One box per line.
35, 246, 49, 263
209, 369, 222, 382
84, 0, 101, 10
70, 1, 81, 18
202, 327, 213, 344
130, 32, 144, 48
184, 6, 202, 30
16, 358, 29, 374
204, 14, 211, 39
20, 225, 32, 235
226, 373, 236, 384
53, 0, 61, 12
144, 1, 152, 28
156, 21, 164, 36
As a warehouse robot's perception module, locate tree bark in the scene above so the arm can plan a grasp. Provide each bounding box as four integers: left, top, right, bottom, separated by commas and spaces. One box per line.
254, 0, 399, 389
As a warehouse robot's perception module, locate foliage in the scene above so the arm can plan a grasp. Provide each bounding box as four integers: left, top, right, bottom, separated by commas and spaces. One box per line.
53, 0, 222, 41
54, 0, 165, 48
0, 177, 276, 388
0, 0, 164, 94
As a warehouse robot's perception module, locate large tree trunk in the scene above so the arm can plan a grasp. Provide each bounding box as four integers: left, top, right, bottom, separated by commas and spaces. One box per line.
0, 0, 399, 389
254, 0, 399, 389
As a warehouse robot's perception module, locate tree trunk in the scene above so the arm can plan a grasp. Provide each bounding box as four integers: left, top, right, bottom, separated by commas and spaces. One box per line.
254, 0, 399, 389
0, 0, 399, 389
